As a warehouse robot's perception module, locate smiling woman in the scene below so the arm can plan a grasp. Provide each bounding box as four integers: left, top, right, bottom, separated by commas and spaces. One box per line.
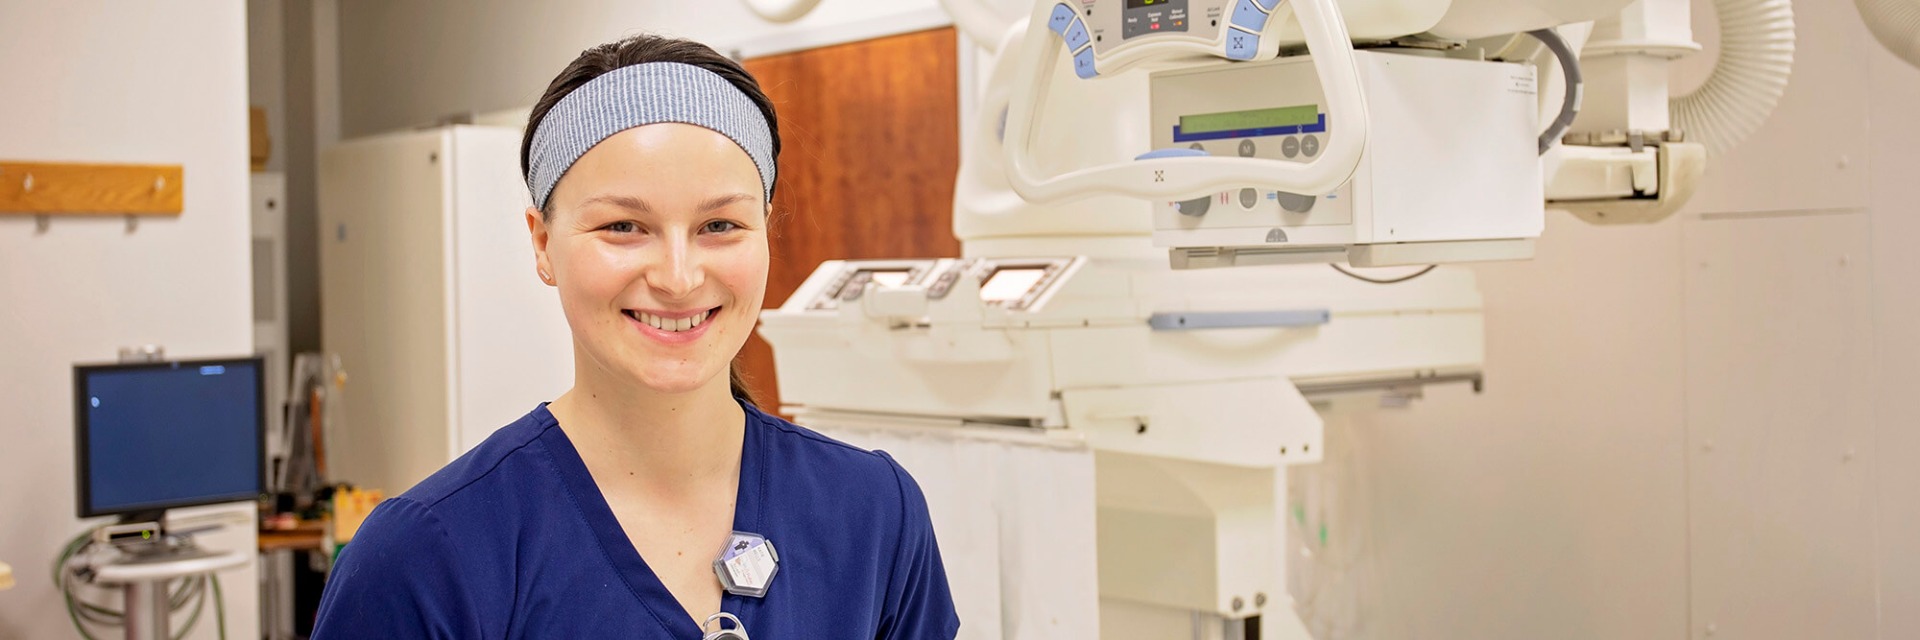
310, 35, 959, 640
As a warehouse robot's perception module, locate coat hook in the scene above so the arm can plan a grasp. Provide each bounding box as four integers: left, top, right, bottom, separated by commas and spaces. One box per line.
125, 215, 140, 234
34, 215, 51, 234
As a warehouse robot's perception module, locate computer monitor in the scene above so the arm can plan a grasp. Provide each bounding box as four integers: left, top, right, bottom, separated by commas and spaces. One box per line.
74, 357, 264, 521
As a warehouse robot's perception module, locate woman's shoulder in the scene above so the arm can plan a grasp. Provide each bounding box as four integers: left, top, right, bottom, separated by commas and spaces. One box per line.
399, 404, 562, 508
745, 404, 931, 520
748, 405, 913, 478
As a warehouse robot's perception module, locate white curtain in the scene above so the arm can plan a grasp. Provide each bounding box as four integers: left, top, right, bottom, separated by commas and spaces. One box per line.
813, 422, 1101, 640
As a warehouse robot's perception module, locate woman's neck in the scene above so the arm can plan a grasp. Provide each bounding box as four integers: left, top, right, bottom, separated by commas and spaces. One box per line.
549, 358, 747, 493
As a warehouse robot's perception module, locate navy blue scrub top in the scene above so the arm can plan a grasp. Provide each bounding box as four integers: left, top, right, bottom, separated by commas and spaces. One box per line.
311, 402, 959, 639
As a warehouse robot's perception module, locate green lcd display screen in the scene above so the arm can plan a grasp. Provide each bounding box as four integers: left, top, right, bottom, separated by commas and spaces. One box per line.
1180, 105, 1320, 134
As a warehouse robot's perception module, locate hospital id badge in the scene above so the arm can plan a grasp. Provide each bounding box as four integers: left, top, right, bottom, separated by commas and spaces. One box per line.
713, 531, 778, 597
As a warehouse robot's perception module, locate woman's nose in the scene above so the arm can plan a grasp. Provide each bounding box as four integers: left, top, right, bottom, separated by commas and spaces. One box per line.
648, 237, 704, 299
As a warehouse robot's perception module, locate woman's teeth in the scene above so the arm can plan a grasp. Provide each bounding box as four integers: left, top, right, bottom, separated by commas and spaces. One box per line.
634, 309, 712, 333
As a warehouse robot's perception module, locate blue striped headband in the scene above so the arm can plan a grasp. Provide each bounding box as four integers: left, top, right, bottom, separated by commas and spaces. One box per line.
526, 62, 776, 210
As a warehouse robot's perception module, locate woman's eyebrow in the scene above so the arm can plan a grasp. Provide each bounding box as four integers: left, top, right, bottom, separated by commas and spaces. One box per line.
580, 194, 654, 214
699, 192, 757, 213
577, 192, 754, 215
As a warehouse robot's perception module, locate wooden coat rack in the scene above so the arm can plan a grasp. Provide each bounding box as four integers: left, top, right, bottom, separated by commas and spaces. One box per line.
0, 161, 184, 217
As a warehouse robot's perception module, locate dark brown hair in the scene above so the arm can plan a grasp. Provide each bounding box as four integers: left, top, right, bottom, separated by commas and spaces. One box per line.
523, 34, 779, 407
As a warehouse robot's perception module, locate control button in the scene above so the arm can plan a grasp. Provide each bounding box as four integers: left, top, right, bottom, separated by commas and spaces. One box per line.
1301, 134, 1320, 156
1174, 195, 1211, 217
1231, 0, 1270, 33
1048, 3, 1077, 34
1239, 188, 1258, 209
1281, 136, 1300, 158
1224, 27, 1259, 60
1252, 0, 1283, 10
1073, 47, 1099, 79
1065, 18, 1091, 51
928, 270, 962, 299
1277, 191, 1317, 213
1238, 139, 1256, 157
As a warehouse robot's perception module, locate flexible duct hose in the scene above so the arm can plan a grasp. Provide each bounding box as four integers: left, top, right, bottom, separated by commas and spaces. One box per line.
1857, 0, 1920, 68
742, 0, 825, 23
1530, 28, 1583, 154
1670, 0, 1795, 157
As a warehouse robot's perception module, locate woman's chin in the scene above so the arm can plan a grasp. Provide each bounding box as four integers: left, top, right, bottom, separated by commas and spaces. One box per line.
628, 368, 723, 396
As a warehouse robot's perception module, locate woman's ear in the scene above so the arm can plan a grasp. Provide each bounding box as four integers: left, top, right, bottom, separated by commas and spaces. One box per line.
527, 206, 555, 286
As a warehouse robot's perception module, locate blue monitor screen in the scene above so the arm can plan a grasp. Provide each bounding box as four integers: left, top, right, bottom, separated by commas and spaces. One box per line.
77, 359, 262, 517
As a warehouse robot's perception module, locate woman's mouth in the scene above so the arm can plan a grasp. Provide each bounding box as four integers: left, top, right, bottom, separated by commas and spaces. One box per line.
623, 306, 722, 342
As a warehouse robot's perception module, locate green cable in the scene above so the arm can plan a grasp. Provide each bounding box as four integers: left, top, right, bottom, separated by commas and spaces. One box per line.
53, 531, 104, 640
171, 576, 206, 640
212, 573, 228, 640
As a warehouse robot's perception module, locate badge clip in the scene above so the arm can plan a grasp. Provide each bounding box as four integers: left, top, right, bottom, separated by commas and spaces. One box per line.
702, 612, 750, 640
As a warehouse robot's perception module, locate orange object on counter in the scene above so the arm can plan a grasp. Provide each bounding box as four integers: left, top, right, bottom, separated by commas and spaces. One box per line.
331, 486, 383, 544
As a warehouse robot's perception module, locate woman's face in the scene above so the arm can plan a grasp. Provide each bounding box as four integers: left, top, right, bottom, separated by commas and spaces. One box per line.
529, 123, 770, 396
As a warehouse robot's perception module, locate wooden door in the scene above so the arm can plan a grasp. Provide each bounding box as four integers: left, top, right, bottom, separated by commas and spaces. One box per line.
738, 28, 964, 414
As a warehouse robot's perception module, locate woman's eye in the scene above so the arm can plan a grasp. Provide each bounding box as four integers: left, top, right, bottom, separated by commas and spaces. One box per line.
606, 221, 638, 233
703, 220, 740, 234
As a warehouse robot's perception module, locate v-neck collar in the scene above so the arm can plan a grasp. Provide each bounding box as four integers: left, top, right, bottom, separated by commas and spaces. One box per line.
535, 401, 767, 638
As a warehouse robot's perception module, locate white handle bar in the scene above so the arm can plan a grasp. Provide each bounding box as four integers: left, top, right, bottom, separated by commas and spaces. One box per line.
1002, 0, 1370, 201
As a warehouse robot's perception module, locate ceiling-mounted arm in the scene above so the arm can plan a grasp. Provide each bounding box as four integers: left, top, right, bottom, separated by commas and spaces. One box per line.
1001, 0, 1371, 203
742, 0, 825, 23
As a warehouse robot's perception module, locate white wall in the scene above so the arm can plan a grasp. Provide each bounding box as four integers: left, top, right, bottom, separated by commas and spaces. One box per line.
1307, 0, 1920, 637
0, 2, 260, 639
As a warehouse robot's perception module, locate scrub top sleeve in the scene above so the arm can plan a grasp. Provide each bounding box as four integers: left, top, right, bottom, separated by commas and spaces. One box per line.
875, 451, 962, 640
311, 497, 489, 640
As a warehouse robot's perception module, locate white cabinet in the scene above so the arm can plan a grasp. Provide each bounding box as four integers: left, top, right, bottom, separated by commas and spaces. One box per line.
318, 126, 572, 495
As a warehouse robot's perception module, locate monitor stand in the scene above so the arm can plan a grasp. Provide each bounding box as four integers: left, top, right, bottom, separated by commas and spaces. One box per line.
90, 510, 248, 640
116, 510, 166, 526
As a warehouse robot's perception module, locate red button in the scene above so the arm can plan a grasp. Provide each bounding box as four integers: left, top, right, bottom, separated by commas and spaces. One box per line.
1151, 23, 1160, 30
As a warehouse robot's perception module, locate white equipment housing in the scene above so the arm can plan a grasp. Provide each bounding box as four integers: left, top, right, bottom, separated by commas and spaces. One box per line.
763, 251, 1486, 634
758, 0, 1758, 636
997, 0, 1635, 270
1150, 51, 1542, 267
761, 0, 1649, 636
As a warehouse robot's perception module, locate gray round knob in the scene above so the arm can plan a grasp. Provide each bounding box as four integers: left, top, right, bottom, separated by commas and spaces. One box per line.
1277, 191, 1316, 213
1174, 195, 1211, 217
1301, 134, 1320, 157
1238, 139, 1256, 157
1281, 136, 1300, 158
1238, 188, 1258, 209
